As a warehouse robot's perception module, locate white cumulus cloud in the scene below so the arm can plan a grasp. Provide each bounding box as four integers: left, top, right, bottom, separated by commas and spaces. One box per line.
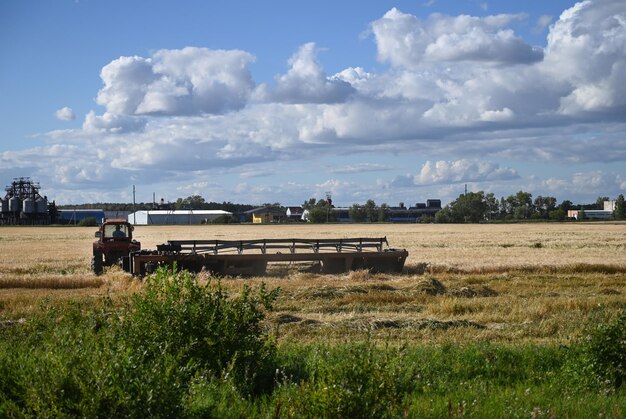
55, 106, 75, 121
96, 47, 255, 117
4, 2, 626, 206
371, 8, 542, 68
389, 160, 518, 188
543, 0, 626, 114
268, 43, 355, 104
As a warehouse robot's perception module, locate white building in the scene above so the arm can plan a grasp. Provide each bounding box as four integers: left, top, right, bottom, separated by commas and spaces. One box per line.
604, 200, 616, 211
128, 210, 232, 225
567, 209, 613, 220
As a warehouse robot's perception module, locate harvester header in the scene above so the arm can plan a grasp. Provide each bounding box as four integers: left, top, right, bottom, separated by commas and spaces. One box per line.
124, 236, 408, 276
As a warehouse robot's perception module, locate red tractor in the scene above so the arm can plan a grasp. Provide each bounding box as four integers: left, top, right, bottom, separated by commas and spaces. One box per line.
92, 219, 141, 275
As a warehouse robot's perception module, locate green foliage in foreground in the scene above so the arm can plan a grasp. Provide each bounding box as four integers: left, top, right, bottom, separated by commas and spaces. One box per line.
77, 216, 98, 227
0, 267, 279, 417
0, 269, 624, 418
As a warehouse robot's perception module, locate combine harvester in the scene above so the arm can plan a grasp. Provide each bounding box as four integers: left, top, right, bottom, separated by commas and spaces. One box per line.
92, 219, 409, 276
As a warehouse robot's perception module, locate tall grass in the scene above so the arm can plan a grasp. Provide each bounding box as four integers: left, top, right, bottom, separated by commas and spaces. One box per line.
1, 268, 624, 417
0, 267, 279, 417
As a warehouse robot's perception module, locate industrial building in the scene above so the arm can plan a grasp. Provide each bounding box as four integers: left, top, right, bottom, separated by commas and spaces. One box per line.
0, 178, 56, 225
57, 209, 105, 224
388, 200, 441, 222
567, 200, 617, 220
567, 209, 614, 220
128, 210, 232, 225
329, 200, 442, 223
285, 206, 304, 221
244, 207, 285, 224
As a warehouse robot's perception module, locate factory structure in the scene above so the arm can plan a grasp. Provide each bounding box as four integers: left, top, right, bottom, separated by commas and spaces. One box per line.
567, 200, 616, 220
0, 177, 440, 226
0, 178, 57, 225
57, 209, 106, 225
328, 199, 442, 223
127, 210, 233, 225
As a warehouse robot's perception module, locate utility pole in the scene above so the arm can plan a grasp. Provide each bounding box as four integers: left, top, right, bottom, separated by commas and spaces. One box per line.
132, 185, 136, 225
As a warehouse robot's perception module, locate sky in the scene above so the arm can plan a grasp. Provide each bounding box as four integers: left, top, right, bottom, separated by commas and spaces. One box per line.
1, 0, 625, 207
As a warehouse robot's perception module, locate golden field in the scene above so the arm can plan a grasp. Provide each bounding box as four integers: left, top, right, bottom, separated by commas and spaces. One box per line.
1, 222, 625, 345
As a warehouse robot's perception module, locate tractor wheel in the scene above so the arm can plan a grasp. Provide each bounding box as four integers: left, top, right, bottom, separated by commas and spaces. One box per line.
92, 251, 103, 275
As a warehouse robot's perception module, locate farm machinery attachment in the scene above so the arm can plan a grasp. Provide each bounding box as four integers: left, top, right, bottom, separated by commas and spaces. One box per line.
122, 237, 408, 276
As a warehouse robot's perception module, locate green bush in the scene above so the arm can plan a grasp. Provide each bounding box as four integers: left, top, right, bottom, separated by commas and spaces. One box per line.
78, 217, 98, 227
0, 268, 279, 417
572, 311, 626, 389
120, 266, 280, 396
273, 343, 418, 418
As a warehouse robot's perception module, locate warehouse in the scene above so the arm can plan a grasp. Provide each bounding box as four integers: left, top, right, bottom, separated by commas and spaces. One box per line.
58, 209, 105, 224
128, 210, 232, 225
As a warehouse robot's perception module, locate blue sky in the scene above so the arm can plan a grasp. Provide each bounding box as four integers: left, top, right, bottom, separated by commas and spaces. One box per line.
1, 0, 625, 206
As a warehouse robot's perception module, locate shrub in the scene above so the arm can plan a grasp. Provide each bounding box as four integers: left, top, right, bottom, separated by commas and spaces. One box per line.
573, 311, 626, 389
0, 267, 279, 416
120, 266, 280, 396
279, 342, 417, 418
78, 217, 98, 227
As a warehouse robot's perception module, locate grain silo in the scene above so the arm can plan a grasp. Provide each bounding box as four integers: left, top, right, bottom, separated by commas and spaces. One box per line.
0, 178, 56, 225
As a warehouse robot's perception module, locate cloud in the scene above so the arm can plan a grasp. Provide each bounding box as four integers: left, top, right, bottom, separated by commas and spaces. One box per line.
389, 160, 518, 187
532, 15, 553, 34
82, 111, 146, 133
5, 3, 626, 207
534, 170, 626, 201
267, 43, 356, 104
55, 106, 75, 121
414, 160, 519, 185
329, 163, 391, 174
96, 47, 255, 117
371, 8, 543, 68
542, 0, 626, 114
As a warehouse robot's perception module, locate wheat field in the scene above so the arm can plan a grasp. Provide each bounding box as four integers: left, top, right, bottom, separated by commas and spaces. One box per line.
1, 222, 625, 344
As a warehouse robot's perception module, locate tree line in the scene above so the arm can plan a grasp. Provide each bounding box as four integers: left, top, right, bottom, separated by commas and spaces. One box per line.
301, 197, 394, 223
435, 192, 626, 223
58, 195, 256, 215
58, 192, 626, 224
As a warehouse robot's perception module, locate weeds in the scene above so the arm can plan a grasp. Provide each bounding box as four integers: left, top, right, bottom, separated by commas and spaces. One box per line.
0, 267, 280, 416
565, 311, 626, 390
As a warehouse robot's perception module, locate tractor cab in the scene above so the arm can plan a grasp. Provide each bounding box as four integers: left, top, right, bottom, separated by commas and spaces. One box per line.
96, 222, 132, 240
92, 219, 141, 275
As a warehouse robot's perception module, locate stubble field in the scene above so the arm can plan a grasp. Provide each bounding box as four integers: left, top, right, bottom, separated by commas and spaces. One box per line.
1, 222, 625, 345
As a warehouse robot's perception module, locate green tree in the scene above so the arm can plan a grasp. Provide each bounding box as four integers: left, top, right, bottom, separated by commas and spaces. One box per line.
499, 196, 511, 218
348, 204, 366, 222
364, 199, 377, 222
559, 200, 573, 211
419, 214, 434, 224
307, 199, 334, 223
596, 196, 610, 210
262, 202, 283, 210
514, 191, 533, 219
442, 191, 487, 223
175, 195, 206, 210
302, 198, 317, 210
534, 196, 557, 218
485, 192, 499, 220
548, 208, 567, 221
614, 194, 626, 220
377, 203, 390, 222
434, 206, 453, 223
